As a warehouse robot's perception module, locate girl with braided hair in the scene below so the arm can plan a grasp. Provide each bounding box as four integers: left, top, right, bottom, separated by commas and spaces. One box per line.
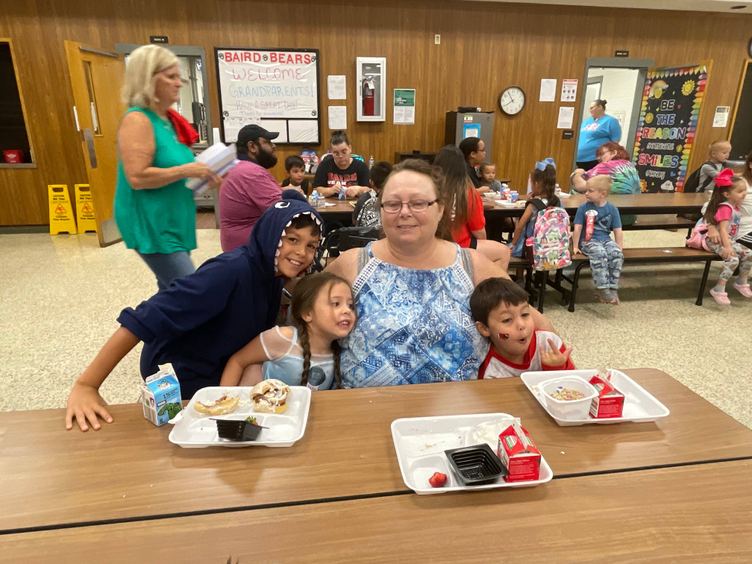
220, 272, 355, 390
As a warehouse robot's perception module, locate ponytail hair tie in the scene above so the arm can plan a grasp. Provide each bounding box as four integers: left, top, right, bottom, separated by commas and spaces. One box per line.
714, 168, 735, 188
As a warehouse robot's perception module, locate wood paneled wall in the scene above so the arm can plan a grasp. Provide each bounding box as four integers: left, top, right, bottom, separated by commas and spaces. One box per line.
0, 0, 749, 226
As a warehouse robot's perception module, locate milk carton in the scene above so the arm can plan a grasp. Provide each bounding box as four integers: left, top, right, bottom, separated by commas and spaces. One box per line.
588, 373, 625, 419
140, 364, 182, 426
497, 421, 541, 482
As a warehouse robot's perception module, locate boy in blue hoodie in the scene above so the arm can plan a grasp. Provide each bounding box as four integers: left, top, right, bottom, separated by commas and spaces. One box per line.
65, 194, 323, 432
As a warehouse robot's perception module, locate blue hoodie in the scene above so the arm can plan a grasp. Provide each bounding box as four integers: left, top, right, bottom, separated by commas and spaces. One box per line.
117, 196, 323, 398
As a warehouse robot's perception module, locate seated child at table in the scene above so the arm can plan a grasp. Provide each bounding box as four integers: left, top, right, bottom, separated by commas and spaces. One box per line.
470, 277, 573, 378
353, 160, 392, 228
509, 158, 560, 258
281, 155, 310, 195
65, 194, 323, 432
701, 170, 752, 305
220, 272, 355, 390
478, 162, 503, 193
572, 175, 624, 305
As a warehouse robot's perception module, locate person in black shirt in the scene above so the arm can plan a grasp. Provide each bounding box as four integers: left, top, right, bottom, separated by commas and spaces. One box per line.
281, 155, 310, 195
313, 130, 370, 199
459, 137, 486, 189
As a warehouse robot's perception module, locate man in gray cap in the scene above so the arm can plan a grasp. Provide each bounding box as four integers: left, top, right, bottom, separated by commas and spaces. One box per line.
219, 124, 283, 251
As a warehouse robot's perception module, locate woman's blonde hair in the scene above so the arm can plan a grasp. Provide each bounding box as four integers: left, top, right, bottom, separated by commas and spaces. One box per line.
121, 45, 179, 108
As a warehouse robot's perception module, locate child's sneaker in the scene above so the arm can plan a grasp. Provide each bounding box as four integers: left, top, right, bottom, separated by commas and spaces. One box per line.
732, 282, 752, 298
596, 289, 613, 303
709, 287, 731, 305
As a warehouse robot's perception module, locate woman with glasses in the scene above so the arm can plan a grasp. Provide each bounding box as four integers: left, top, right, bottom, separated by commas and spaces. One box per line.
326, 159, 553, 387
434, 145, 510, 269
312, 130, 370, 199
115, 45, 220, 290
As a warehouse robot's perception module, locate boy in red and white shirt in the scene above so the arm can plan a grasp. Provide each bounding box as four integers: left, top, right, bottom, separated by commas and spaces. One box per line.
470, 278, 574, 378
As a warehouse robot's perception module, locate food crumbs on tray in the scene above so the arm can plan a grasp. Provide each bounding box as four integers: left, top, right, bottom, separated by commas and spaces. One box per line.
560, 451, 566, 455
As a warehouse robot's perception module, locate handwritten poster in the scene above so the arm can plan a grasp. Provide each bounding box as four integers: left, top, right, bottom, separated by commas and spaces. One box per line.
215, 48, 321, 144
632, 64, 708, 193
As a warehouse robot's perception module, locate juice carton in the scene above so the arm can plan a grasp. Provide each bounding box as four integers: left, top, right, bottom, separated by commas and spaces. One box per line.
497, 421, 541, 482
588, 373, 625, 419
140, 364, 182, 426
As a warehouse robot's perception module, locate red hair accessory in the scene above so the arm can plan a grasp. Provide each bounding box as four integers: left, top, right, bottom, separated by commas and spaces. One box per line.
714, 168, 735, 188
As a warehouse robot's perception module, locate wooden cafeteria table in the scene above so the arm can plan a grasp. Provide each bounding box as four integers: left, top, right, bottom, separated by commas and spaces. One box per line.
315, 193, 709, 226
483, 192, 709, 219
2, 368, 752, 534
5, 460, 751, 562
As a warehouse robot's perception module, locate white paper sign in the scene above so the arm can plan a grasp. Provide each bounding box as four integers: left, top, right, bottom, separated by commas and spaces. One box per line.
539, 79, 557, 102
560, 79, 578, 102
393, 88, 416, 125
328, 105, 347, 130
712, 106, 730, 128
557, 106, 574, 129
215, 49, 319, 143
327, 75, 346, 100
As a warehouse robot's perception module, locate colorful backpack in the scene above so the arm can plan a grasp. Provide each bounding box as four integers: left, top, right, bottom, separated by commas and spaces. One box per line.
526, 205, 572, 271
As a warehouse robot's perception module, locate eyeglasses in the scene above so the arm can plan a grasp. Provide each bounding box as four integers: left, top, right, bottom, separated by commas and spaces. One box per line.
380, 199, 438, 213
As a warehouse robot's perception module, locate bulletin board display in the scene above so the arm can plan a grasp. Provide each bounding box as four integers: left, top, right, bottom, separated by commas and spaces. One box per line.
632, 64, 708, 193
215, 48, 321, 144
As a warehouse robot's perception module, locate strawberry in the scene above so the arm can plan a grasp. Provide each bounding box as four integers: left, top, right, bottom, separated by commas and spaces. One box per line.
428, 472, 447, 488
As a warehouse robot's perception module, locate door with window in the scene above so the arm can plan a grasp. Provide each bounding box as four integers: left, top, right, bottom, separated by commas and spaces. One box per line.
64, 41, 124, 246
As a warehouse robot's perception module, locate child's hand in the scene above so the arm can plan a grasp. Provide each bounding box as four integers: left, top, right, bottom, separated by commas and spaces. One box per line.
540, 338, 571, 369
65, 382, 113, 431
721, 245, 736, 260
573, 246, 581, 256
707, 224, 721, 245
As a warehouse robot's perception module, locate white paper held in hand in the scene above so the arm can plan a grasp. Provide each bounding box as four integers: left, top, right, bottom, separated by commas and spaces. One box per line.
185, 142, 238, 194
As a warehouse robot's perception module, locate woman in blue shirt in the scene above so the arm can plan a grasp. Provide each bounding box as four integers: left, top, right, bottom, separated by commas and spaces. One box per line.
576, 99, 622, 170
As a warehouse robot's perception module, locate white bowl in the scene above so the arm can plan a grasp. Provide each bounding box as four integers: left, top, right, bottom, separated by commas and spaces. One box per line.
539, 377, 598, 420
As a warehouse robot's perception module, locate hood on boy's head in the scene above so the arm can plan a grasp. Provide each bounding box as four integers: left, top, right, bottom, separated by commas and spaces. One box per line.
246, 196, 323, 276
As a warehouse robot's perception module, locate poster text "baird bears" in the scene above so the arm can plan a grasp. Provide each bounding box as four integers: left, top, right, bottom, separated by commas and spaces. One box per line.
221, 51, 315, 65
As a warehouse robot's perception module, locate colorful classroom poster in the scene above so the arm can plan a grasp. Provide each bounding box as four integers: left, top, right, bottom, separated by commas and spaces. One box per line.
632, 64, 708, 193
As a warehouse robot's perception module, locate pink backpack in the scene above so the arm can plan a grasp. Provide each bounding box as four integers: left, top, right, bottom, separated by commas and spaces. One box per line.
685, 220, 709, 251
528, 206, 572, 271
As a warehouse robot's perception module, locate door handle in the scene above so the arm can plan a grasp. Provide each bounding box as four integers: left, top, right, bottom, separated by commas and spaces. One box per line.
83, 128, 98, 168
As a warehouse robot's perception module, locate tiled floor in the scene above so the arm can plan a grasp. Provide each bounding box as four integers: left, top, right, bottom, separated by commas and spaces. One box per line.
1, 226, 750, 429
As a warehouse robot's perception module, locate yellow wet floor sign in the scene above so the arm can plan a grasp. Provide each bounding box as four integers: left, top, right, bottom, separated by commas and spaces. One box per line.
48, 184, 77, 235
74, 184, 97, 233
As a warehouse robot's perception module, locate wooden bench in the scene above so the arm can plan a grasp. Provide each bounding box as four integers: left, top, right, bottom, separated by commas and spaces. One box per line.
508, 248, 721, 312
562, 247, 720, 311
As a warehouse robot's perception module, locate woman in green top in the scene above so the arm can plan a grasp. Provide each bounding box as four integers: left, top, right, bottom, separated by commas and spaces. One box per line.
115, 45, 220, 290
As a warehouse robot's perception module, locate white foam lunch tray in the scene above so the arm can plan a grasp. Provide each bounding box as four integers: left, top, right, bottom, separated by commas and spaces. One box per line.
391, 413, 553, 495
520, 369, 670, 426
168, 386, 311, 448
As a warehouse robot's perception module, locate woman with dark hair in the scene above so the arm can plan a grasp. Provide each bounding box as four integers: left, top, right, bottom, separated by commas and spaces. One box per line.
576, 99, 622, 170
571, 141, 640, 225
434, 145, 510, 267
458, 136, 486, 188
313, 130, 370, 199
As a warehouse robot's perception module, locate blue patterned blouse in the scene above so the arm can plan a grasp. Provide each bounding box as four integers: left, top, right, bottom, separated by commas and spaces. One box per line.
340, 243, 485, 387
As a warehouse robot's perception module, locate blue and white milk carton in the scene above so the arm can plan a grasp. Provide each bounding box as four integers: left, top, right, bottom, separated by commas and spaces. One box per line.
140, 364, 182, 426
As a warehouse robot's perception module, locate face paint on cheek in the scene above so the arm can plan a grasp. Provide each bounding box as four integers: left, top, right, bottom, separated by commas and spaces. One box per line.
498, 333, 510, 340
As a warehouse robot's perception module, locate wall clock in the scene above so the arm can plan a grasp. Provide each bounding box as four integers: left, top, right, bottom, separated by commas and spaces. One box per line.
499, 86, 526, 116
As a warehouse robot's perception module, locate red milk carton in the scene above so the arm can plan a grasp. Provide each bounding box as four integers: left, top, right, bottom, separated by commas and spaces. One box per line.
588, 374, 625, 418
497, 422, 541, 482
